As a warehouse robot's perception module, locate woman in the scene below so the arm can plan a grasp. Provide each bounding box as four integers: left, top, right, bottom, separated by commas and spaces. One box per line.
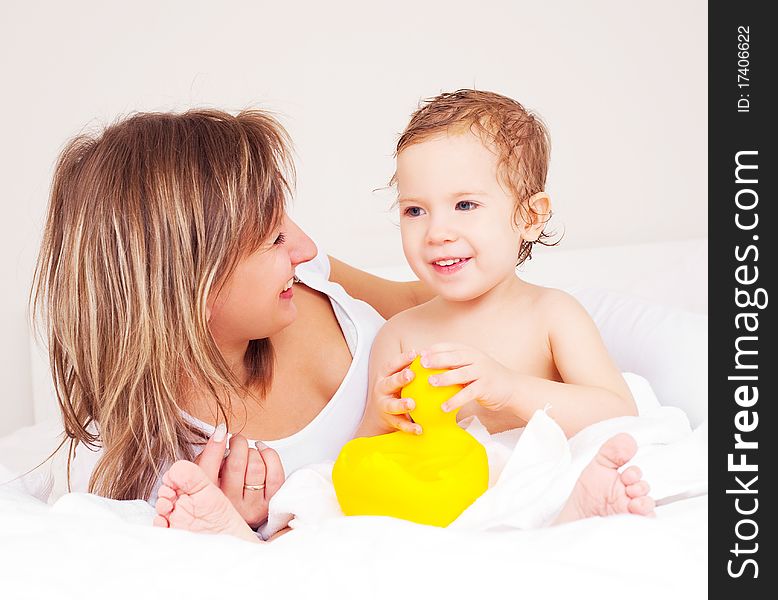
32, 108, 428, 528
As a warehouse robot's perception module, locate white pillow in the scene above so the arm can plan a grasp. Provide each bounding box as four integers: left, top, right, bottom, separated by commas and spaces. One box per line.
568, 287, 707, 427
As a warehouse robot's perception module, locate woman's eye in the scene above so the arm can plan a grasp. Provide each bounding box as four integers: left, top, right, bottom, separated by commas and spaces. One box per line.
273, 232, 286, 245
403, 206, 425, 217
455, 200, 478, 211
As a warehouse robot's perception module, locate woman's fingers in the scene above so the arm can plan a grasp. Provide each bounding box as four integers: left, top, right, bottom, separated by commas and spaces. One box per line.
193, 423, 228, 484
242, 448, 268, 528
221, 434, 250, 505
255, 442, 285, 502
244, 447, 268, 497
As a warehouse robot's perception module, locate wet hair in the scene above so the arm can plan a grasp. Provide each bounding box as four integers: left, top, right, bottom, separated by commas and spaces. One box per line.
392, 89, 556, 264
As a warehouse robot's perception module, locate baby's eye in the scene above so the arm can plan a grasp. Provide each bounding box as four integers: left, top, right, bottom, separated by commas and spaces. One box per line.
273, 232, 286, 245
403, 206, 425, 217
455, 200, 478, 211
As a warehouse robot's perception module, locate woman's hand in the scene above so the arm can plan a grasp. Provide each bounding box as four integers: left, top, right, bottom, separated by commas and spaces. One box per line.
420, 343, 521, 414
194, 425, 285, 529
363, 350, 423, 435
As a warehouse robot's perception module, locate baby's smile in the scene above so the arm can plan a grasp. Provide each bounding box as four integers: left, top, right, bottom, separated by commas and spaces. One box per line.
430, 256, 472, 275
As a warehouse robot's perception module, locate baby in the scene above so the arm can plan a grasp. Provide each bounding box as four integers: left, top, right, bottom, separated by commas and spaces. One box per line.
358, 89, 637, 440
154, 91, 654, 540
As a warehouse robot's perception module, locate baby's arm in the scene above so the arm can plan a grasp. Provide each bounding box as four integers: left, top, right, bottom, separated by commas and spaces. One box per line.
355, 320, 420, 437
510, 290, 637, 435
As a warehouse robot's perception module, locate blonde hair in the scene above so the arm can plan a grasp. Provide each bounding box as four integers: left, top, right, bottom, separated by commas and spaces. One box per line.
31, 109, 294, 500
393, 89, 555, 264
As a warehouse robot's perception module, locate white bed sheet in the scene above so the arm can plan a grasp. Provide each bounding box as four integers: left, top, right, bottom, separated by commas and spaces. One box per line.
0, 487, 706, 600
0, 376, 707, 600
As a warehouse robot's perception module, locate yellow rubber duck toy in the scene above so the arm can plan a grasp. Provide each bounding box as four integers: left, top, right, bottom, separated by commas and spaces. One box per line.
332, 356, 488, 527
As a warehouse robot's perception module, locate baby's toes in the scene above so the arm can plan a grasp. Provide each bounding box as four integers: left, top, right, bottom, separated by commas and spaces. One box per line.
153, 514, 170, 528
620, 465, 642, 486
626, 480, 650, 499
155, 496, 175, 517
163, 460, 211, 495
157, 484, 177, 501
597, 433, 638, 468
628, 495, 656, 517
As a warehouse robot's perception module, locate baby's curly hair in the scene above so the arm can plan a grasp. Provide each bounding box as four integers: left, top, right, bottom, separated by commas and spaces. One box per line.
393, 89, 556, 265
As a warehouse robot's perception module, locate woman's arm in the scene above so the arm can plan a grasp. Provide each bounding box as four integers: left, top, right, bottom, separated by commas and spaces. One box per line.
328, 256, 434, 319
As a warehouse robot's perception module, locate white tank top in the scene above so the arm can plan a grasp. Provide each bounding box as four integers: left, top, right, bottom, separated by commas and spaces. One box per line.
62, 245, 385, 503
183, 246, 385, 476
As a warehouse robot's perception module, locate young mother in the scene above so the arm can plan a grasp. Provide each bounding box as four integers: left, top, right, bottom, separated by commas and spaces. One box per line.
33, 109, 428, 529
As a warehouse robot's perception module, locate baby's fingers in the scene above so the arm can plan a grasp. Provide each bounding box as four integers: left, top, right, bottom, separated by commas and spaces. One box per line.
384, 414, 422, 435
440, 385, 478, 413
382, 397, 416, 415
376, 367, 415, 396
420, 349, 473, 370
428, 365, 477, 388
381, 351, 418, 381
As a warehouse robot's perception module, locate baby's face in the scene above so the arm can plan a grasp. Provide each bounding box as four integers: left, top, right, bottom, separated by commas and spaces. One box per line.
396, 131, 523, 302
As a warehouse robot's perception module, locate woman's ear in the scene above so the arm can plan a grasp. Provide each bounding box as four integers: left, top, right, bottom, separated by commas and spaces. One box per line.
520, 192, 552, 241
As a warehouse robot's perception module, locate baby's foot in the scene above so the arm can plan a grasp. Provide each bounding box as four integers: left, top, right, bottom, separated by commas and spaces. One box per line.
153, 460, 260, 543
554, 433, 655, 525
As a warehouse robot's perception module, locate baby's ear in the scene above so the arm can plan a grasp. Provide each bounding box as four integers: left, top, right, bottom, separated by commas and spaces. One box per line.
519, 192, 552, 241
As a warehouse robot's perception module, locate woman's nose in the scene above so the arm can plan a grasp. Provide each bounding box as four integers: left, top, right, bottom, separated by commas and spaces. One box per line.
285, 218, 318, 266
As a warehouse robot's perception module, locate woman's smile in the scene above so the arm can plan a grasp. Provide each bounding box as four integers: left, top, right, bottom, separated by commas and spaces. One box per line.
280, 275, 296, 299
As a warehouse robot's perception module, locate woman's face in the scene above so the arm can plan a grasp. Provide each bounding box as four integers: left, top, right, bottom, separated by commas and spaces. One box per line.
207, 215, 317, 345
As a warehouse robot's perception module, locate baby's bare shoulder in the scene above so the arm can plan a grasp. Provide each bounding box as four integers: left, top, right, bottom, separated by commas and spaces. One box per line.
535, 285, 580, 306
528, 286, 595, 332
519, 284, 587, 321
381, 300, 434, 333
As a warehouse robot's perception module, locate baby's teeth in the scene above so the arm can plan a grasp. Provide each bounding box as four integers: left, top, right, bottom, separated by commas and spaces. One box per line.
435, 258, 462, 266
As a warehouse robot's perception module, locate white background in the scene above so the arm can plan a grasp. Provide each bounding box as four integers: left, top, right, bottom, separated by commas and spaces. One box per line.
0, 0, 707, 435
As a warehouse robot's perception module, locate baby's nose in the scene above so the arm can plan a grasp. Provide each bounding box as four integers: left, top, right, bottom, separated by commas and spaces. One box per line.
425, 220, 458, 244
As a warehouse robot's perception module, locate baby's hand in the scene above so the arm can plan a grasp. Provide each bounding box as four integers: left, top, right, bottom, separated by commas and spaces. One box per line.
420, 343, 520, 414
369, 350, 423, 435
